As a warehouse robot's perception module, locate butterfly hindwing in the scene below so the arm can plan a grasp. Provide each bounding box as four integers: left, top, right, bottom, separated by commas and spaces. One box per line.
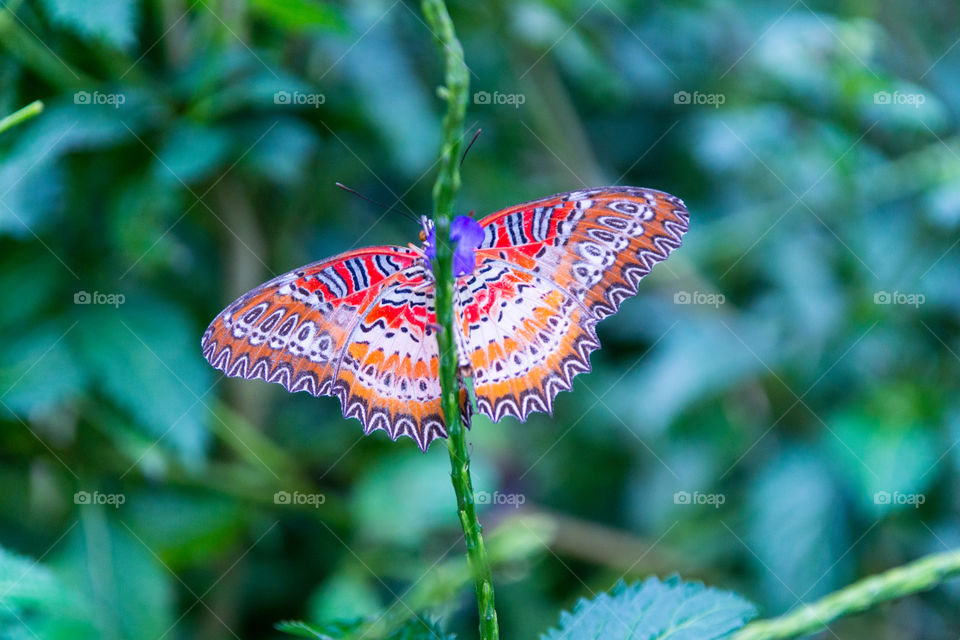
454, 256, 600, 422
459, 186, 689, 422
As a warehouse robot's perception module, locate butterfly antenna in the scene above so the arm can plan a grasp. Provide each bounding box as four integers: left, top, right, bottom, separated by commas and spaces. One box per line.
335, 183, 419, 223
460, 128, 482, 168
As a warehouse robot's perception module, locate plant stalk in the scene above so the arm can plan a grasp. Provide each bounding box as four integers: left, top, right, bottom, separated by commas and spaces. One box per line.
732, 549, 960, 640
421, 1, 499, 639
0, 100, 43, 134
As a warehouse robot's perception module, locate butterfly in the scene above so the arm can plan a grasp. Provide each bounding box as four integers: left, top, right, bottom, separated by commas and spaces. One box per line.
201, 187, 689, 450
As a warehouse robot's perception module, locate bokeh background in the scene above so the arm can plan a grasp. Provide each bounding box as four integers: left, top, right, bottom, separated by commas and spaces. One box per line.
2, 0, 959, 638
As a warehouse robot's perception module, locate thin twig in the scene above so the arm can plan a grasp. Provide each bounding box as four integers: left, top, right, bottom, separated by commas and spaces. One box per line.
732, 549, 960, 640
0, 100, 43, 134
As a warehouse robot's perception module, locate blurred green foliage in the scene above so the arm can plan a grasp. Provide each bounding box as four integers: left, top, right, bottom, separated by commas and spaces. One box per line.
1, 0, 959, 638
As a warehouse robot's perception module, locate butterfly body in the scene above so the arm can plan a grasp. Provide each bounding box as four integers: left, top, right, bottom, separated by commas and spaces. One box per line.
202, 187, 689, 450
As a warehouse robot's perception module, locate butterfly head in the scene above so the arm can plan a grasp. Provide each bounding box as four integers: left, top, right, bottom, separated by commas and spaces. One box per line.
419, 215, 434, 244
423, 215, 484, 277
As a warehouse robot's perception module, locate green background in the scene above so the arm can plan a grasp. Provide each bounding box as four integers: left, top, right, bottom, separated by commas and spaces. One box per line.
1, 0, 959, 638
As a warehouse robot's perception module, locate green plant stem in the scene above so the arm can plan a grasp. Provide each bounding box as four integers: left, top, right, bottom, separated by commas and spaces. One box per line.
421, 1, 499, 639
732, 549, 960, 640
0, 99, 43, 134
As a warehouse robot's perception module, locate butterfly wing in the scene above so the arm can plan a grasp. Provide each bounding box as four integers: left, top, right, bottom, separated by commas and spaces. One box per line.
201, 246, 448, 449
203, 187, 687, 446
456, 186, 689, 422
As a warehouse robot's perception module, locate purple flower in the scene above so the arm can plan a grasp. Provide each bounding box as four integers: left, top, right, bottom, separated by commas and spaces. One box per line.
425, 215, 484, 276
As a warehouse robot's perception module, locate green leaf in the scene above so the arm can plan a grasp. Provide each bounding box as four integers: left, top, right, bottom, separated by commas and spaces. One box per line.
0, 251, 62, 331
389, 618, 454, 640
308, 566, 382, 624
825, 398, 940, 516
0, 321, 86, 417
249, 0, 348, 34
276, 619, 363, 639
0, 545, 63, 610
276, 616, 452, 640
150, 123, 233, 186
239, 118, 319, 186
542, 577, 756, 640
0, 96, 158, 237
616, 316, 781, 431
0, 544, 96, 639
352, 448, 494, 546
70, 298, 212, 468
38, 0, 139, 49
14, 97, 153, 157
109, 175, 186, 271
121, 489, 246, 566
55, 514, 176, 640
747, 447, 848, 611
341, 18, 439, 173
0, 151, 63, 237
